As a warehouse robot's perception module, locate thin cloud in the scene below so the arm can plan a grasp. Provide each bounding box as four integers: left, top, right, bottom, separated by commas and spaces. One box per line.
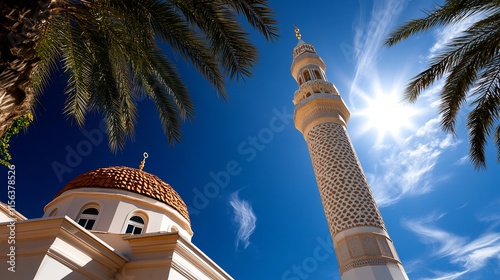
428, 13, 487, 59
349, 0, 408, 108
455, 155, 469, 166
229, 191, 256, 249
477, 199, 500, 229
349, 0, 478, 208
419, 270, 469, 280
347, 0, 460, 206
403, 213, 500, 279
367, 117, 460, 207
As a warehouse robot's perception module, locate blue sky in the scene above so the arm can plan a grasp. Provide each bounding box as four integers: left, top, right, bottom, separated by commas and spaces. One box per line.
3, 0, 500, 279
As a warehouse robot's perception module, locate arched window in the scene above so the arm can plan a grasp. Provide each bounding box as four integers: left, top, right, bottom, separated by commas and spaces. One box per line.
314, 70, 322, 80
298, 77, 303, 86
77, 207, 99, 230
125, 216, 145, 234
303, 70, 311, 82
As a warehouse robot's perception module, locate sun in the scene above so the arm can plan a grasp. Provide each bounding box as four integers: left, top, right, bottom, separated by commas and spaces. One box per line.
353, 84, 421, 146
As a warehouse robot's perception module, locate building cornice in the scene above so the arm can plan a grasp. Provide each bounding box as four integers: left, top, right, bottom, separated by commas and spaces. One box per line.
123, 232, 233, 279
0, 216, 127, 279
0, 201, 27, 221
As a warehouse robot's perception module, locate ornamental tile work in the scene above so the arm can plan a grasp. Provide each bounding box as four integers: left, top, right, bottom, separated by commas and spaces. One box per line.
335, 234, 400, 274
306, 122, 385, 235
362, 235, 379, 256
293, 42, 317, 59
347, 236, 363, 258
377, 235, 394, 258
56, 166, 190, 222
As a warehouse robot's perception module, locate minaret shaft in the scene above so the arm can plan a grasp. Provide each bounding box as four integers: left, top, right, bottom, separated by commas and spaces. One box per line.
306, 122, 385, 234
305, 121, 403, 276
291, 37, 408, 280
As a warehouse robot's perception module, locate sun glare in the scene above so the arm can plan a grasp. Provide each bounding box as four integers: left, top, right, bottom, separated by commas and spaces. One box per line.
354, 87, 421, 145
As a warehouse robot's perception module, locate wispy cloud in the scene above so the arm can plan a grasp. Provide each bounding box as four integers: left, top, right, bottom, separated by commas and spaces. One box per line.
348, 1, 473, 207
477, 198, 500, 229
419, 270, 469, 280
367, 117, 460, 206
349, 0, 408, 107
229, 191, 256, 249
348, 1, 463, 206
455, 155, 469, 166
403, 213, 500, 279
428, 13, 486, 59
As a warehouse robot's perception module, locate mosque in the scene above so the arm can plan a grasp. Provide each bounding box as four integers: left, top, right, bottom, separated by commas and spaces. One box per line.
0, 29, 408, 280
0, 157, 233, 279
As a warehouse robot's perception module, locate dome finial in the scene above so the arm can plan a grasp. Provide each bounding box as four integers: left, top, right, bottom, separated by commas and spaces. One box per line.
139, 152, 149, 171
294, 24, 301, 40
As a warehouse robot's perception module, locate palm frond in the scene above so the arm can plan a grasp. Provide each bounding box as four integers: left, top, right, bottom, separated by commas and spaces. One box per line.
467, 54, 500, 168
440, 13, 500, 133
146, 50, 194, 121
385, 0, 499, 46
86, 29, 128, 152
59, 13, 94, 126
110, 0, 227, 99
32, 14, 62, 96
495, 125, 500, 163
173, 0, 258, 81
141, 74, 182, 144
387, 0, 500, 167
222, 0, 279, 41
25, 0, 278, 151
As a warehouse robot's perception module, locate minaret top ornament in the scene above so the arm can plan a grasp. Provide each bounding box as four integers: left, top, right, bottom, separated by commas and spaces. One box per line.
294, 24, 301, 40
139, 152, 149, 171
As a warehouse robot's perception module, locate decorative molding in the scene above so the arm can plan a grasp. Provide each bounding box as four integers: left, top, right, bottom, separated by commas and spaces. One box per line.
294, 99, 350, 136
293, 43, 316, 59
341, 257, 401, 274
171, 260, 198, 280
293, 81, 340, 106
335, 233, 402, 274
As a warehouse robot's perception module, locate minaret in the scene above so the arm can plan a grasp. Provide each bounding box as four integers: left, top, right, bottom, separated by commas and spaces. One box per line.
291, 27, 408, 280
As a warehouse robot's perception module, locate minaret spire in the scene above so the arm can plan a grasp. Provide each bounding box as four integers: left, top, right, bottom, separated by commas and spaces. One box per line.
291, 35, 408, 279
139, 152, 148, 171
294, 24, 301, 40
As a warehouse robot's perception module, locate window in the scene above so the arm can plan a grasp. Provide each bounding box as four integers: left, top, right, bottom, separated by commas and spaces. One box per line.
125, 216, 145, 234
303, 70, 311, 82
78, 207, 99, 230
314, 70, 322, 80
298, 77, 303, 86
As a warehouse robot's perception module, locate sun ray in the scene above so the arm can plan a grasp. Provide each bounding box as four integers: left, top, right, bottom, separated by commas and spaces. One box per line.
353, 82, 421, 147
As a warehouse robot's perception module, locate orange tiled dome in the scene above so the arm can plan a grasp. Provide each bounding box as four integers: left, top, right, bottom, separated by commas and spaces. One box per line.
55, 166, 189, 222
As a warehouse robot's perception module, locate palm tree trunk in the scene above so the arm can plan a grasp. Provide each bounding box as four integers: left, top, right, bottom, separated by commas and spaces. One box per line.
0, 0, 51, 137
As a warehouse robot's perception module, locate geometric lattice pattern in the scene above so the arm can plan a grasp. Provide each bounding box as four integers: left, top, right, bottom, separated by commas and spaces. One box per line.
306, 122, 385, 235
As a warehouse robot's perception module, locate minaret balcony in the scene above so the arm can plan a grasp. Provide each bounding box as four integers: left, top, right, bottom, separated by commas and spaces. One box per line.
293, 79, 340, 107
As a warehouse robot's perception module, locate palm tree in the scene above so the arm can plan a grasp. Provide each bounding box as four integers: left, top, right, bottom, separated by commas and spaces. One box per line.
385, 0, 500, 169
0, 0, 278, 152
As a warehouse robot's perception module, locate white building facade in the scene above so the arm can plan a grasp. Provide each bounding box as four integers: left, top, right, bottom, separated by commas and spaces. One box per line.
0, 166, 232, 280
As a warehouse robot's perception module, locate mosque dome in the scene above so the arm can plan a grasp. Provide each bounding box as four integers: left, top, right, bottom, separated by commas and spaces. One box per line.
55, 166, 190, 222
